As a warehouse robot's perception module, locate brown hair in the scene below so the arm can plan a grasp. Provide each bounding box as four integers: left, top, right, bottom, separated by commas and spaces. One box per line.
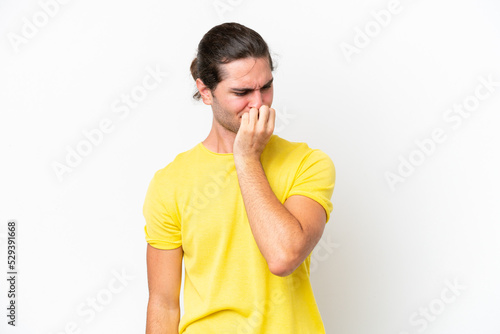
190, 22, 274, 100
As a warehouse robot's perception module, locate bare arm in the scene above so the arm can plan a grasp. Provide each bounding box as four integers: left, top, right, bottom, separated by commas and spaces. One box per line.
234, 157, 326, 277
146, 244, 183, 334
233, 106, 326, 277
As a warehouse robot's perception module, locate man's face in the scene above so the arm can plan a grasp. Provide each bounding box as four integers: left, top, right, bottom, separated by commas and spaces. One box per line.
209, 57, 274, 134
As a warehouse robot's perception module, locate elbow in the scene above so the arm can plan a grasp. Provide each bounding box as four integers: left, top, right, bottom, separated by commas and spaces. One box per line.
268, 236, 306, 277
270, 265, 294, 277
268, 252, 299, 277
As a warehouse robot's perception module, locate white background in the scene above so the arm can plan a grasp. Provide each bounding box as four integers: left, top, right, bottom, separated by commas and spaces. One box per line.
1, 0, 499, 333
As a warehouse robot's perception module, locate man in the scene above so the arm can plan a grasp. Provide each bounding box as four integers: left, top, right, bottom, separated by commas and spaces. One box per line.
144, 22, 335, 333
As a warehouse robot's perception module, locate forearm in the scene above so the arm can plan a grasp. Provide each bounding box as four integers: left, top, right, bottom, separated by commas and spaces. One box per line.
234, 156, 304, 274
146, 297, 180, 334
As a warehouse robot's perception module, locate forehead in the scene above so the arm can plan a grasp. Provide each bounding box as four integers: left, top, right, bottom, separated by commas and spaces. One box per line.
219, 57, 272, 87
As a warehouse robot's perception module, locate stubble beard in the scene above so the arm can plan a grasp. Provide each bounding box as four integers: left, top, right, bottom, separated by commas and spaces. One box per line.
212, 95, 241, 134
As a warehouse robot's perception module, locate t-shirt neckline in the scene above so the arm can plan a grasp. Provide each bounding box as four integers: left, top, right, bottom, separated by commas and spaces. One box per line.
198, 135, 277, 157
198, 142, 234, 157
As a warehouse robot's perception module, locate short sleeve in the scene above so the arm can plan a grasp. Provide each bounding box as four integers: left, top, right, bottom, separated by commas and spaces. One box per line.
143, 170, 182, 249
287, 149, 336, 223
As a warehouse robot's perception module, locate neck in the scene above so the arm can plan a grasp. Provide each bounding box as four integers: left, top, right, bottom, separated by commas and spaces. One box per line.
202, 117, 236, 154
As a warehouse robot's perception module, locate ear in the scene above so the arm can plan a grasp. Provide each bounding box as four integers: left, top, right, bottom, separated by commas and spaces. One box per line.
196, 78, 213, 105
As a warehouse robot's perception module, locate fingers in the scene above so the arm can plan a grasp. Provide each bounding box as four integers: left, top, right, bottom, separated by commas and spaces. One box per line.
259, 105, 270, 124
258, 106, 275, 135
267, 108, 275, 133
241, 110, 250, 126
248, 107, 258, 129
244, 106, 275, 135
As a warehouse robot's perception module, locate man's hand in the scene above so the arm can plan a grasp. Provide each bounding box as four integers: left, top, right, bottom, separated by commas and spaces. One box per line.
233, 105, 275, 162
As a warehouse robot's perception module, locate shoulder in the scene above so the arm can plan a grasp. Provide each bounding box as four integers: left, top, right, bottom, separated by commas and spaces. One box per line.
265, 134, 307, 155
265, 134, 332, 162
150, 143, 201, 183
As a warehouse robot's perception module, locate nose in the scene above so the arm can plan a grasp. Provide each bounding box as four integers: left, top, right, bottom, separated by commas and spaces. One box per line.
248, 90, 263, 110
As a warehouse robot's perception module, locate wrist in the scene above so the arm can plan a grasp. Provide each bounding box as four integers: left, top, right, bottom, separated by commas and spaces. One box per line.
234, 153, 261, 166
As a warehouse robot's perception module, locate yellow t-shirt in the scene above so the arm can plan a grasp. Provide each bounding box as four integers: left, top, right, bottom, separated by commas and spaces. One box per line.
143, 134, 335, 334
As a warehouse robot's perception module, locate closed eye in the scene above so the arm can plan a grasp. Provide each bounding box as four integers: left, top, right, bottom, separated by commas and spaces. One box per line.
233, 85, 272, 97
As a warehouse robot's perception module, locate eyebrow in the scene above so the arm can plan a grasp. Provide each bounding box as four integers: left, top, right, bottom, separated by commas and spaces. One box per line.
230, 78, 274, 92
